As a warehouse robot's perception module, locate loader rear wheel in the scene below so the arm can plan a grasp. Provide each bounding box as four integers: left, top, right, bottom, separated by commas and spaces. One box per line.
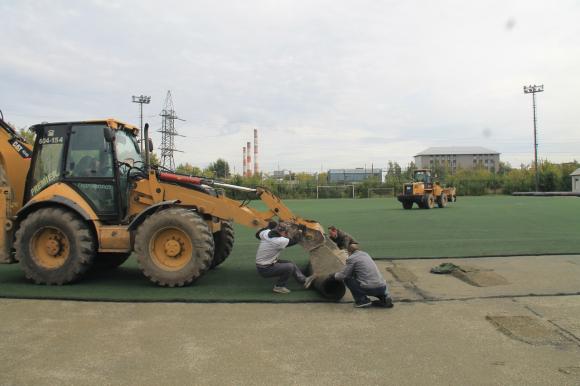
210, 221, 235, 269
135, 208, 214, 287
15, 207, 96, 284
402, 201, 413, 210
437, 193, 448, 208
423, 193, 435, 209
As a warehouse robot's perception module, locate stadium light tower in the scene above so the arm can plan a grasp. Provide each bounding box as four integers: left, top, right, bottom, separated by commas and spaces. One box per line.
132, 94, 151, 152
523, 84, 544, 192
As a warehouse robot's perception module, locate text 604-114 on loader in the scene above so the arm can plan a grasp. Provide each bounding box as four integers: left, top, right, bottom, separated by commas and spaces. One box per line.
397, 169, 456, 209
0, 116, 346, 299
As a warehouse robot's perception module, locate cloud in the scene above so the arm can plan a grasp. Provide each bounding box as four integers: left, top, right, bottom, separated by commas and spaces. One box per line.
1, 0, 579, 172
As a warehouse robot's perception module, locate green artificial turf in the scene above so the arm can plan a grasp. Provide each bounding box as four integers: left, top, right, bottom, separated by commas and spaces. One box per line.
0, 195, 578, 302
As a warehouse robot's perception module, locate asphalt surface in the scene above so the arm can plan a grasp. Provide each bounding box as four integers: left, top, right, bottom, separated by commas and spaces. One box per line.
1, 255, 580, 385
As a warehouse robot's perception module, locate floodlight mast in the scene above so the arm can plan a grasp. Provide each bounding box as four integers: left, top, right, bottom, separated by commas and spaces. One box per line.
132, 94, 151, 153
523, 84, 544, 192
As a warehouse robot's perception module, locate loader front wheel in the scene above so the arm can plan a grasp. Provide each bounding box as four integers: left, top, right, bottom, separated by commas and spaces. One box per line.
15, 207, 96, 284
423, 193, 435, 209
437, 193, 448, 208
402, 201, 413, 210
210, 221, 235, 269
135, 208, 214, 287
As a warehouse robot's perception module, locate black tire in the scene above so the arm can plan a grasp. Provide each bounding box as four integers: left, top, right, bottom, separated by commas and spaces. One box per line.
134, 208, 214, 287
93, 253, 131, 270
423, 193, 435, 209
210, 221, 235, 269
15, 207, 96, 284
402, 201, 413, 210
437, 193, 448, 208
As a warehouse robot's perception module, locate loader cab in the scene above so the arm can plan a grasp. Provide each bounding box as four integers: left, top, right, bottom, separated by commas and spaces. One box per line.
414, 169, 433, 189
414, 169, 432, 184
25, 120, 143, 222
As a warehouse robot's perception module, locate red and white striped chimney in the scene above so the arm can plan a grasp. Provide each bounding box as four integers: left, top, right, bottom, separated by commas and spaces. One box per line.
243, 147, 247, 177
246, 141, 252, 177
253, 129, 258, 175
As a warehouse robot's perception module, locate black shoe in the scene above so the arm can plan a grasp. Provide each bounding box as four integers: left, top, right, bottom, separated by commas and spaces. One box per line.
354, 298, 372, 308
372, 296, 394, 308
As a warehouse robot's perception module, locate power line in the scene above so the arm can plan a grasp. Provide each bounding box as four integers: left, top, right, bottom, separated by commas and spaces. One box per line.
158, 90, 184, 171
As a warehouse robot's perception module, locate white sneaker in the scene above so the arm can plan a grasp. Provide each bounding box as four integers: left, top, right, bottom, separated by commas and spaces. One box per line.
273, 286, 291, 294
303, 275, 316, 289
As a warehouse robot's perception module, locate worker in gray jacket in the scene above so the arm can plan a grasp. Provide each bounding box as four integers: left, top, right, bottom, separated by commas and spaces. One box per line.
329, 244, 393, 308
255, 221, 315, 294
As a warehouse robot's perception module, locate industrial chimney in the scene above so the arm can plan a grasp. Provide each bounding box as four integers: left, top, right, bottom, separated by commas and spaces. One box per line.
246, 141, 252, 177
243, 147, 246, 177
253, 129, 258, 175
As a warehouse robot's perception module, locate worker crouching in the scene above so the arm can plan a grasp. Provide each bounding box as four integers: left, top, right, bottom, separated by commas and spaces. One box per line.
255, 221, 315, 294
329, 244, 394, 308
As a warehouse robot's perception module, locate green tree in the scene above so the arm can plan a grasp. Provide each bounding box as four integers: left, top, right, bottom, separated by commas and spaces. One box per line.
497, 161, 512, 175
404, 161, 416, 180
18, 127, 35, 144
559, 161, 580, 191
176, 162, 202, 176
207, 158, 230, 179
149, 152, 160, 167
538, 161, 561, 192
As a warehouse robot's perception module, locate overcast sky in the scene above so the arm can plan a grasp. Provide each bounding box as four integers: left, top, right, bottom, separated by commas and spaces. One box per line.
1, 0, 579, 173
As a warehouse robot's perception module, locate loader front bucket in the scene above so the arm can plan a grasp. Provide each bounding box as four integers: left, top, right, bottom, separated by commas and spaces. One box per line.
298, 227, 347, 301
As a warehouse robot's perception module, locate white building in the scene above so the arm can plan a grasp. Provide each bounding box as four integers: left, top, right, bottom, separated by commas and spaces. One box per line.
570, 168, 580, 193
415, 146, 500, 173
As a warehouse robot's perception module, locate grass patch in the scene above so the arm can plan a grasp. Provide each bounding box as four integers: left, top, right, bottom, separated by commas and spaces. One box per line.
0, 195, 578, 301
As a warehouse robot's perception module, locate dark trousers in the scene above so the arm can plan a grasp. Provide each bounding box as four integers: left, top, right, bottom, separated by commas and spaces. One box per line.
256, 259, 306, 287
344, 277, 388, 303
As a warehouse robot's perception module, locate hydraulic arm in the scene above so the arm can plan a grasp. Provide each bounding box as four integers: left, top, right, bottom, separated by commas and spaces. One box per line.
0, 117, 33, 262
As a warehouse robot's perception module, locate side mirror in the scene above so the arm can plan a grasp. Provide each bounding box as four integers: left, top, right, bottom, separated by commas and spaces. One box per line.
104, 127, 115, 142
148, 138, 154, 152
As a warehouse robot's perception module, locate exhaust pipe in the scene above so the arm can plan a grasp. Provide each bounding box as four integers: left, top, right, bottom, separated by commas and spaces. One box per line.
143, 123, 150, 173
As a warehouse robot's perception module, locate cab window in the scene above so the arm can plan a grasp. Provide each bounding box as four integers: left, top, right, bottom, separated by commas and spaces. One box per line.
115, 130, 142, 168
65, 124, 114, 178
29, 125, 66, 196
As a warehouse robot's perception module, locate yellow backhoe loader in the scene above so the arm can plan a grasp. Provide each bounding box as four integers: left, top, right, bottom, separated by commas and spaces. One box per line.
0, 114, 345, 299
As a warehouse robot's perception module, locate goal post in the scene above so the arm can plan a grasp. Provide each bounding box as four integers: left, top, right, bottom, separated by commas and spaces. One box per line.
316, 185, 355, 199
367, 187, 395, 198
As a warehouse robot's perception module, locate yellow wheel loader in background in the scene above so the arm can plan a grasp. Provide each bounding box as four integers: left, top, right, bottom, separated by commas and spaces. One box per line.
397, 169, 456, 210
0, 114, 345, 299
